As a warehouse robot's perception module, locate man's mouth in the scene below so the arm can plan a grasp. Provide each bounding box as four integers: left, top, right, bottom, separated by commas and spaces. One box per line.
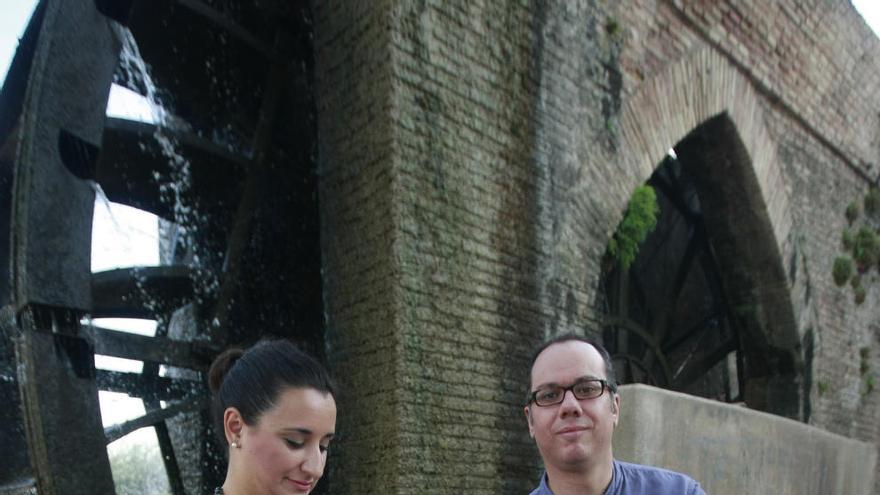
556, 424, 589, 435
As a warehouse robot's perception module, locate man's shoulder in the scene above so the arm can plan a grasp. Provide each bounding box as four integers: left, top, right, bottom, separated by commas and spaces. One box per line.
527, 472, 550, 495
615, 459, 695, 479
612, 460, 705, 494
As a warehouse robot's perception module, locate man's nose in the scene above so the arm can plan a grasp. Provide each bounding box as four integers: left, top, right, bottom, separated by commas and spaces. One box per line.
558, 389, 583, 416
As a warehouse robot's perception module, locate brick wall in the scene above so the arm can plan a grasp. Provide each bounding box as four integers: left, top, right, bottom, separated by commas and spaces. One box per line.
390, 1, 546, 491
767, 106, 880, 485
617, 0, 880, 175
313, 0, 880, 492
313, 1, 402, 493
316, 1, 554, 492
612, 0, 880, 486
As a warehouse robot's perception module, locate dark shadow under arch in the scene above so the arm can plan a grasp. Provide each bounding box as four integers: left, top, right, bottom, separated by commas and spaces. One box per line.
603, 112, 806, 420
676, 113, 804, 418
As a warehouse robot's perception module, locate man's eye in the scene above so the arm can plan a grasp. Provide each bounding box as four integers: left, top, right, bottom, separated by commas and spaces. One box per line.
537, 390, 559, 401
574, 383, 599, 395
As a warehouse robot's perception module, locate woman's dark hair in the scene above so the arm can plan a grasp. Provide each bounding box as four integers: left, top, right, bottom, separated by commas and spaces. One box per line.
208, 339, 336, 445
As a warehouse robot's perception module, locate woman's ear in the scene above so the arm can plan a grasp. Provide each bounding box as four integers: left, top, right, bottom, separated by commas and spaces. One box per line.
224, 407, 244, 445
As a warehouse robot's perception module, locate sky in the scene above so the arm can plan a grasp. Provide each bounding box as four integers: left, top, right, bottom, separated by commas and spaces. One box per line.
0, 1, 37, 81
854, 0, 880, 35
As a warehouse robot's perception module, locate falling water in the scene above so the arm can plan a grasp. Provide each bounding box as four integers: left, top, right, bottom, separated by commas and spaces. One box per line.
115, 27, 166, 123
116, 27, 194, 231
118, 27, 225, 309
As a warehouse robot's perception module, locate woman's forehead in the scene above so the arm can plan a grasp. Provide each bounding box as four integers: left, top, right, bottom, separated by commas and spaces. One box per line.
259, 387, 337, 432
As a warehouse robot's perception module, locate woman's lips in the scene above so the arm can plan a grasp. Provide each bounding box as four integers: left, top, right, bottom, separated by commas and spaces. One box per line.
286, 478, 313, 492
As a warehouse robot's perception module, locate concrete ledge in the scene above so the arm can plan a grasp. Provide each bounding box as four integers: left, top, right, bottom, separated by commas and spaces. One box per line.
613, 384, 877, 495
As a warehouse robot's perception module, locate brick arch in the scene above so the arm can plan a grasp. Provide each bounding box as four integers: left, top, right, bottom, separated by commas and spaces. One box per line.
617, 49, 793, 250
611, 48, 806, 419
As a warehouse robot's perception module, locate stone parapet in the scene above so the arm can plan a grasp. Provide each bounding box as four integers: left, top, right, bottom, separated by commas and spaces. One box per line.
614, 384, 878, 495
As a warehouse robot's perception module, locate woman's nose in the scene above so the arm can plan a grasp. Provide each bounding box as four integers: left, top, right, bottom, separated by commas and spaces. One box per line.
300, 445, 326, 478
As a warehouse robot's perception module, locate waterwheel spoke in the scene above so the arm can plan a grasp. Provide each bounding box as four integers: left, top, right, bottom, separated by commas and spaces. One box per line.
104, 395, 210, 445
671, 338, 737, 390
143, 321, 187, 495
604, 154, 739, 402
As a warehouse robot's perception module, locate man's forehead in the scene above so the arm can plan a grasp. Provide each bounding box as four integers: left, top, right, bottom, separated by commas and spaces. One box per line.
530, 340, 606, 385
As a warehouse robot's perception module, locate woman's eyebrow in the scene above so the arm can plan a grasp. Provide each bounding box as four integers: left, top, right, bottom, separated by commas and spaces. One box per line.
281, 427, 312, 435
281, 427, 336, 439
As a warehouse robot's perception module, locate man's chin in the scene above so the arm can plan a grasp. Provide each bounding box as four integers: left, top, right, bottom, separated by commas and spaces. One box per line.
556, 444, 591, 467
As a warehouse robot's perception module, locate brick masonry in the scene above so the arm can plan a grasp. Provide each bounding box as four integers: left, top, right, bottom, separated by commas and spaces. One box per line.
313, 2, 402, 493
313, 0, 880, 492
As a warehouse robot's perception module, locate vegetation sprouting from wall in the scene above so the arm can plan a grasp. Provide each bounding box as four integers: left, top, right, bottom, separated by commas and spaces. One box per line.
833, 187, 880, 305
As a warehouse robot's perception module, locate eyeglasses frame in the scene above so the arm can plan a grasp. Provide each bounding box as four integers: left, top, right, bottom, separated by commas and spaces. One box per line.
526, 378, 617, 407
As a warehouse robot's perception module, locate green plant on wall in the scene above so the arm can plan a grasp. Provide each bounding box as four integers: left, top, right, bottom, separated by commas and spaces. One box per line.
846, 201, 860, 224
831, 187, 879, 305
832, 256, 854, 286
607, 185, 660, 271
854, 285, 867, 304
605, 18, 621, 38
852, 227, 879, 269
841, 228, 854, 250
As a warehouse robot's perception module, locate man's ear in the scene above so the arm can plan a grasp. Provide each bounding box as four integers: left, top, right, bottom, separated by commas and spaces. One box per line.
524, 405, 535, 438
224, 407, 244, 445
611, 393, 620, 427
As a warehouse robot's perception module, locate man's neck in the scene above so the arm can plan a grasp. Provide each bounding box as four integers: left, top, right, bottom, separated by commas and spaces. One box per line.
545, 455, 614, 495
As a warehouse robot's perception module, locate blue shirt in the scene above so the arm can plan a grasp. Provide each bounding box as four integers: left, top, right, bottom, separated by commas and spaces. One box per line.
529, 460, 706, 495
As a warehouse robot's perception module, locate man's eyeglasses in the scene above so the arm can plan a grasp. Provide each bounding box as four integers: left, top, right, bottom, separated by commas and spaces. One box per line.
527, 379, 616, 407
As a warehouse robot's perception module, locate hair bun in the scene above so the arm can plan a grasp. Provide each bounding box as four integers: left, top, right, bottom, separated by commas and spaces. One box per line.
208, 347, 245, 395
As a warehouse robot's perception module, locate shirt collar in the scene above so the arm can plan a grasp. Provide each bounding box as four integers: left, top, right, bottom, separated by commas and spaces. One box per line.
536, 472, 553, 494
535, 461, 619, 495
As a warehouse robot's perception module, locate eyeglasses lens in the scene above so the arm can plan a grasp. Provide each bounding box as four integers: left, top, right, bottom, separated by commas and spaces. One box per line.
533, 380, 605, 406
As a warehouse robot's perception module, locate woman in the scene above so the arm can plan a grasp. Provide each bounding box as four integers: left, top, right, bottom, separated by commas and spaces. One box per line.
208, 340, 337, 494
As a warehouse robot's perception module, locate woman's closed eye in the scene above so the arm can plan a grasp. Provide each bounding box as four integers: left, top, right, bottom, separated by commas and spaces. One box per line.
285, 437, 331, 453
284, 438, 305, 449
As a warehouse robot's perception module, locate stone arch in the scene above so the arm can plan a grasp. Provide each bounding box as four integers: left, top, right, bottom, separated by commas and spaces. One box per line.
606, 48, 807, 418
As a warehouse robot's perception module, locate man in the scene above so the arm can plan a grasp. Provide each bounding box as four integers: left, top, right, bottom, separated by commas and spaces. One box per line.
524, 334, 705, 495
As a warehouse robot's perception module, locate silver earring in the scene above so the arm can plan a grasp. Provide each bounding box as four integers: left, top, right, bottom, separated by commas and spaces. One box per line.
231, 440, 240, 448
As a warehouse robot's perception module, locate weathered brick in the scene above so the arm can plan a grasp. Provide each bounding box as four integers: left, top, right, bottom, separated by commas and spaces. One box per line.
314, 1, 880, 492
